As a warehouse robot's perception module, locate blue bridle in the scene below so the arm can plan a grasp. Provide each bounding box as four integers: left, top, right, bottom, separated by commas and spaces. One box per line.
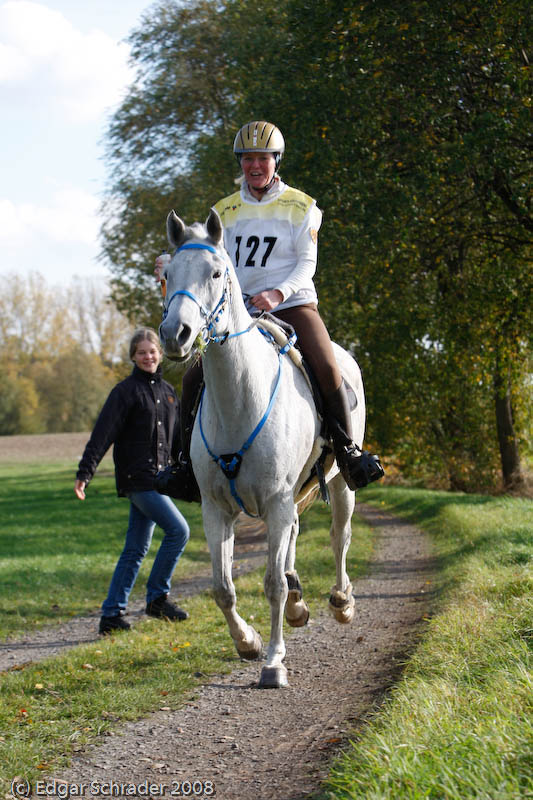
162, 243, 229, 343
161, 240, 298, 516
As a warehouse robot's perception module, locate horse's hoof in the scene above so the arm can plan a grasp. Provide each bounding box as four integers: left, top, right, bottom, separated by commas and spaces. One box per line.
259, 664, 289, 689
328, 583, 355, 624
285, 590, 310, 627
236, 629, 263, 661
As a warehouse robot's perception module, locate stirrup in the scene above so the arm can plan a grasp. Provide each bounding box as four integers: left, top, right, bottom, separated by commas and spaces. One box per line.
337, 446, 385, 490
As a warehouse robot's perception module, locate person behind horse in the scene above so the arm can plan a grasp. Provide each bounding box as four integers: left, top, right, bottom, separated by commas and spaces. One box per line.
75, 328, 191, 635
156, 120, 383, 498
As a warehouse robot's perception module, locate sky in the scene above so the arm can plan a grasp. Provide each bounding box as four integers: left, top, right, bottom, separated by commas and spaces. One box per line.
0, 0, 157, 286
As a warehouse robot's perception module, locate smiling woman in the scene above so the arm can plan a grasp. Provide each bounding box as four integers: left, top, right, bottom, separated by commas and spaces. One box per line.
74, 327, 191, 636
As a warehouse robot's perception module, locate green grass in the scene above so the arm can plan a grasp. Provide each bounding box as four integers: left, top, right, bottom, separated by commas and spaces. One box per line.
319, 486, 533, 800
0, 462, 373, 790
2, 463, 531, 799
0, 463, 208, 638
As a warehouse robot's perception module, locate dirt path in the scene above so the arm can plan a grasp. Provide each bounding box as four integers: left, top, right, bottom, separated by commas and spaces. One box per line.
25, 504, 438, 800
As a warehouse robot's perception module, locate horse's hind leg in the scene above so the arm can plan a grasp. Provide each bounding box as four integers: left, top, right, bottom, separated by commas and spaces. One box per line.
284, 510, 309, 627
328, 474, 356, 624
203, 504, 263, 660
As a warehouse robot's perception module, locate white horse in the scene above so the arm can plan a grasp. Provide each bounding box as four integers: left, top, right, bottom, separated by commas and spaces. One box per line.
159, 209, 365, 688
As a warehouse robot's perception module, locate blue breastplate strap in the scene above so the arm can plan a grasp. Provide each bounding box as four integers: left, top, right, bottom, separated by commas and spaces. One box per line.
199, 328, 295, 517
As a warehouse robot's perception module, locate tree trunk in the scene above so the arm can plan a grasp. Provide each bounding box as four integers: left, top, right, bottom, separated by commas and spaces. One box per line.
494, 362, 524, 491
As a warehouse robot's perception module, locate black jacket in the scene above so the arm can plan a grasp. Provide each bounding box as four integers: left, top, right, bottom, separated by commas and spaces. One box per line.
76, 365, 180, 496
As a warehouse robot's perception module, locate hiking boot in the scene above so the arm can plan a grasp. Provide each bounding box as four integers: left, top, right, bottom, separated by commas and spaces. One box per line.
99, 614, 131, 635
146, 594, 189, 622
155, 457, 201, 503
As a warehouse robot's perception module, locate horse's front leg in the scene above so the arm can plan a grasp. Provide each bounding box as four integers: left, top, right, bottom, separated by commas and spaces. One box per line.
203, 502, 263, 660
328, 473, 356, 623
284, 509, 309, 628
259, 500, 296, 688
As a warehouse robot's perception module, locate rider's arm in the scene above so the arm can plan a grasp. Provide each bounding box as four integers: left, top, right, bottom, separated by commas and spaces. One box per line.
275, 203, 322, 303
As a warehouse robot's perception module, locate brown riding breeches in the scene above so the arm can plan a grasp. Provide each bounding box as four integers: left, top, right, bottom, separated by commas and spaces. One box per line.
272, 303, 342, 395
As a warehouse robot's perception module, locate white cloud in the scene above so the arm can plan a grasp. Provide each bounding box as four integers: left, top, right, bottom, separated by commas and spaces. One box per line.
0, 0, 133, 121
0, 188, 107, 284
0, 187, 99, 245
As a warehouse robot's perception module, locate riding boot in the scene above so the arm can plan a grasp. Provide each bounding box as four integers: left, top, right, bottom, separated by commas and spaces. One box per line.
324, 382, 384, 491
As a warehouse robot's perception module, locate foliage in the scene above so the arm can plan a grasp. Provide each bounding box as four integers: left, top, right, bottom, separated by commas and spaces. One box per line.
99, 0, 532, 491
101, 0, 239, 325
0, 370, 43, 435
0, 273, 135, 434
27, 348, 117, 433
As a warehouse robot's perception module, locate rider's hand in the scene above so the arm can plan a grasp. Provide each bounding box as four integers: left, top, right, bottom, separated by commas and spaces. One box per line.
250, 289, 283, 312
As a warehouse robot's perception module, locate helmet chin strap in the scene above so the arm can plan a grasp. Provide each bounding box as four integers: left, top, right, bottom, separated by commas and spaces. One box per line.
251, 175, 277, 195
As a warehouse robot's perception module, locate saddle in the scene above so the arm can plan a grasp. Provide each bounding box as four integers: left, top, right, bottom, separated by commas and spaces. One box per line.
255, 314, 325, 421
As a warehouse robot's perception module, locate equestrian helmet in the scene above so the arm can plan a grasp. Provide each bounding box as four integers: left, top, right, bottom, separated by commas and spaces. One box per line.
233, 121, 285, 168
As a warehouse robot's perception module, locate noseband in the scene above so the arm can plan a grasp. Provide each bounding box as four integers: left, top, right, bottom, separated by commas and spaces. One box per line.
162, 243, 230, 343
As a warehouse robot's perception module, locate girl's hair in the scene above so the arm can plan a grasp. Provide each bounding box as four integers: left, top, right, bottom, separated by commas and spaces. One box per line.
129, 327, 162, 360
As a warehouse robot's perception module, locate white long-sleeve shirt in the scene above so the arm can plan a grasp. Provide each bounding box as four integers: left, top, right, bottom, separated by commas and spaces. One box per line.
213, 177, 322, 311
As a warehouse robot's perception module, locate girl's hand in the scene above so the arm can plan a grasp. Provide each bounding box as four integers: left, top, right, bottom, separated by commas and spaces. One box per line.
74, 479, 86, 500
154, 254, 170, 282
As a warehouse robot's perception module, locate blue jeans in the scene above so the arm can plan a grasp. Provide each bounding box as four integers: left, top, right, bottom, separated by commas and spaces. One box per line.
101, 490, 190, 617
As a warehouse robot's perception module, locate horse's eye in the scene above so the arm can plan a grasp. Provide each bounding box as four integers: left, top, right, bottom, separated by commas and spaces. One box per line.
213, 270, 222, 279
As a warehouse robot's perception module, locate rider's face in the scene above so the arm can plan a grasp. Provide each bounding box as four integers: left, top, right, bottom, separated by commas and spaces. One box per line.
241, 152, 276, 196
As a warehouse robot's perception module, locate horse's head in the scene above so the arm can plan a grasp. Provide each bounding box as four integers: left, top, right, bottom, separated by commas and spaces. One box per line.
159, 209, 233, 361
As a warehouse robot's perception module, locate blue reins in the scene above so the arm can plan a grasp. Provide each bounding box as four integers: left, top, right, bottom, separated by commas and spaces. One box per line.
162, 240, 298, 516
198, 330, 297, 517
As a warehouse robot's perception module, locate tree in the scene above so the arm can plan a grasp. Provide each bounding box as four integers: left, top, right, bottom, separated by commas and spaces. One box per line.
0, 272, 134, 434
0, 370, 44, 435
99, 0, 532, 491
101, 0, 240, 325
29, 347, 117, 433
264, 0, 532, 489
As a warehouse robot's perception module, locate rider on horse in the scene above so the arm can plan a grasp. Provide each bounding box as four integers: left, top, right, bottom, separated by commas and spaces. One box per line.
156, 121, 384, 500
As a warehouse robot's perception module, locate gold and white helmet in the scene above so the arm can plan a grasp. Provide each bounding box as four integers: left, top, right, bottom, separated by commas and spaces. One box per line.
233, 121, 285, 168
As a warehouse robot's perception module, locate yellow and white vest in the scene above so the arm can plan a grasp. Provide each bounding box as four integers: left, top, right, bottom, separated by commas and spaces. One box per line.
213, 179, 322, 310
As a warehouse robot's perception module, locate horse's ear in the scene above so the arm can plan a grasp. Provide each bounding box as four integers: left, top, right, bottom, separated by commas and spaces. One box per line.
167, 210, 186, 248
206, 208, 223, 245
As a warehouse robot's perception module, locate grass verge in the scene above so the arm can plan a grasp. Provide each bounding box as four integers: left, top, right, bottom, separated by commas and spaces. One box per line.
0, 463, 208, 639
319, 486, 533, 800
